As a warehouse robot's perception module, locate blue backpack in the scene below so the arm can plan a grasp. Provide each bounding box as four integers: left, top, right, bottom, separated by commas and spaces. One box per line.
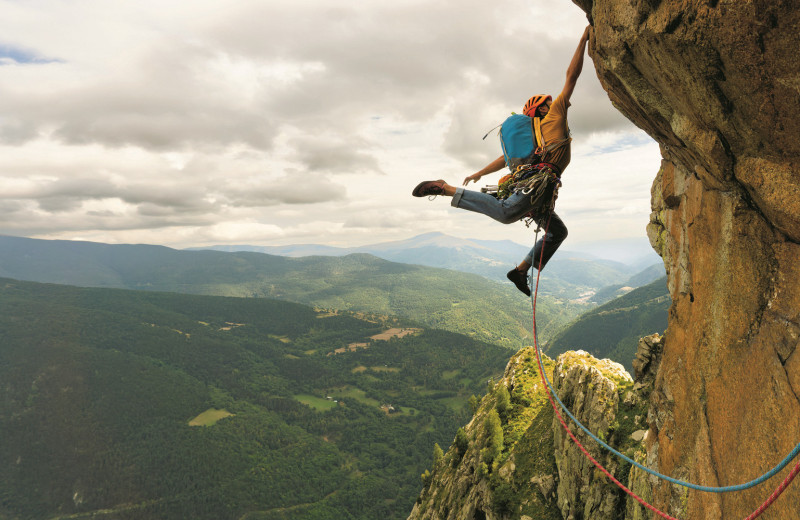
481, 113, 569, 204
499, 114, 541, 170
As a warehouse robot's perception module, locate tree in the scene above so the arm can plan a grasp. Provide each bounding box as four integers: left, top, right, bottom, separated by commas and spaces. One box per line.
495, 385, 511, 421
433, 443, 444, 468
468, 394, 479, 415
420, 469, 432, 488
453, 428, 469, 466
481, 409, 503, 469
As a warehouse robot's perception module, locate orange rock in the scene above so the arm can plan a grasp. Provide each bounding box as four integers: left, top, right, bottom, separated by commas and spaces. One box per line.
577, 0, 800, 517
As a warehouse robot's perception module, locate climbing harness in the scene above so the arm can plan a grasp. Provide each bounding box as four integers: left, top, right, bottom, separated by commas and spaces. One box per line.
479, 163, 562, 232
482, 163, 561, 203
528, 213, 800, 518
477, 102, 570, 231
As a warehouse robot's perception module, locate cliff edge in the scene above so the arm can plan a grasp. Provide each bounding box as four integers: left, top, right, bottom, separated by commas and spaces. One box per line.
573, 0, 800, 518
407, 346, 653, 520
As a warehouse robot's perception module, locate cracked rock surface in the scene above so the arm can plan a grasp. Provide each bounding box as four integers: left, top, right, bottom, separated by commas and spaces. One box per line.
573, 0, 800, 517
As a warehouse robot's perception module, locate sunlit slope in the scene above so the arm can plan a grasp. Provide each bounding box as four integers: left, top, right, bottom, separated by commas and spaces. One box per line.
545, 276, 669, 372
0, 235, 584, 345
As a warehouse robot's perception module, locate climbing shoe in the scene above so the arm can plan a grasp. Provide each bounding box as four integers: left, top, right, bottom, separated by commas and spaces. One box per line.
412, 179, 446, 197
506, 268, 531, 297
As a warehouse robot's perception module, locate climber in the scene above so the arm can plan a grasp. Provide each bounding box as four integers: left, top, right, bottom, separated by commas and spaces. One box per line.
412, 25, 592, 296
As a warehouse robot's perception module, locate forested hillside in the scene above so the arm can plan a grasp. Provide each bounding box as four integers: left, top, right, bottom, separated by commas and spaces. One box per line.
545, 276, 670, 372
191, 232, 655, 300
0, 278, 511, 520
0, 235, 584, 346
588, 263, 665, 304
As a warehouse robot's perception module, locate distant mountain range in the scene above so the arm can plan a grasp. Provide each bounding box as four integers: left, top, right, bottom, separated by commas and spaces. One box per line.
0, 235, 582, 346
588, 263, 666, 305
0, 233, 667, 362
189, 232, 663, 299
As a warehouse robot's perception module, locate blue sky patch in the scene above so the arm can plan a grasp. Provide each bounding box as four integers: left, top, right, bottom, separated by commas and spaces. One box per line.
0, 43, 62, 65
586, 132, 655, 156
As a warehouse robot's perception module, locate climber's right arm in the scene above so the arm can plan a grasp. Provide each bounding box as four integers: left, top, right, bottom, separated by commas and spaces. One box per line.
463, 156, 506, 185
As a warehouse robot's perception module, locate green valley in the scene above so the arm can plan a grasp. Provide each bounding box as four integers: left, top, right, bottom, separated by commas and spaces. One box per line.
0, 278, 511, 520
544, 276, 670, 372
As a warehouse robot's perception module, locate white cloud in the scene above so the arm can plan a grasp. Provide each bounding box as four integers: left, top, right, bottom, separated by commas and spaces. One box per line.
0, 0, 661, 250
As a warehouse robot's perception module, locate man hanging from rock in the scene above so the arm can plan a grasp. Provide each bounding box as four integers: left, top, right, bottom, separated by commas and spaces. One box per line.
412, 26, 592, 296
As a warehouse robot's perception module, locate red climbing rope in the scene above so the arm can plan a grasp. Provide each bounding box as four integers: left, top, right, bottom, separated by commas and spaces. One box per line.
529, 213, 800, 520
743, 462, 800, 520
529, 228, 678, 519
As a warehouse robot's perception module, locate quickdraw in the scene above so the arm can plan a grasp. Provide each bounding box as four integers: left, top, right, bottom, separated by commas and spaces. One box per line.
483, 163, 561, 200
517, 164, 561, 226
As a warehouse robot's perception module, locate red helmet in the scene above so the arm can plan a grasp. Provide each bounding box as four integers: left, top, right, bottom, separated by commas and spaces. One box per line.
523, 95, 552, 117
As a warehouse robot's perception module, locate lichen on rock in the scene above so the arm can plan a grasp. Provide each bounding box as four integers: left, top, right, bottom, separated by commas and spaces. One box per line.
408, 348, 563, 520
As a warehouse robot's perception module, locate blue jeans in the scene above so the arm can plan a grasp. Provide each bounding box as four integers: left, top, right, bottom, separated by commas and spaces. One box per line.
451, 187, 567, 270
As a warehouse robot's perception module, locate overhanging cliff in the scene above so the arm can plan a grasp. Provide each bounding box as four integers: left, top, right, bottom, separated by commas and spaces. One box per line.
574, 0, 800, 518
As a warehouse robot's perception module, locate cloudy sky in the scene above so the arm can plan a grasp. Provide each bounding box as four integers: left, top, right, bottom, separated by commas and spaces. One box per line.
0, 0, 661, 250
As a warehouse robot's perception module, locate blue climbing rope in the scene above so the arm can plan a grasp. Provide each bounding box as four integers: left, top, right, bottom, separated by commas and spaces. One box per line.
529, 216, 800, 493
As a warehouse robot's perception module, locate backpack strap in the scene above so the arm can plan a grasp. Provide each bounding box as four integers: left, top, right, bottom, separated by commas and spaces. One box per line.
533, 117, 545, 150
533, 117, 572, 160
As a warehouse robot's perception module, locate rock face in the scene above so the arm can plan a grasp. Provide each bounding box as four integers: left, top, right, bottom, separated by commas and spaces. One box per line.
407, 348, 648, 520
573, 1, 800, 518
551, 351, 641, 520
631, 333, 663, 388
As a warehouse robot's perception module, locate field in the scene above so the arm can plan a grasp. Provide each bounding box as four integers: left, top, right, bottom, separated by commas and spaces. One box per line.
189, 408, 235, 426
295, 395, 339, 411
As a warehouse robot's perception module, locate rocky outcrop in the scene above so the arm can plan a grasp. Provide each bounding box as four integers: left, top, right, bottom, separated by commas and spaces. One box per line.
407, 347, 649, 520
572, 1, 800, 518
625, 335, 665, 520
551, 351, 644, 520
631, 333, 663, 388
407, 348, 562, 520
